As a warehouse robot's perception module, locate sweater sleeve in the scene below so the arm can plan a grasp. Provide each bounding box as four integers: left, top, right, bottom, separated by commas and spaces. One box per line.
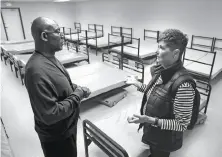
137, 83, 148, 93
159, 82, 195, 132
27, 77, 84, 126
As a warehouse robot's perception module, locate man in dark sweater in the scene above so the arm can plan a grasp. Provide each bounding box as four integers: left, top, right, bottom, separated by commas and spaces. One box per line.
25, 17, 91, 157
127, 29, 196, 157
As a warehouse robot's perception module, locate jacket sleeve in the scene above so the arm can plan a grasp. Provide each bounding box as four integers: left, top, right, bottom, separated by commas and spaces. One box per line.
27, 76, 84, 126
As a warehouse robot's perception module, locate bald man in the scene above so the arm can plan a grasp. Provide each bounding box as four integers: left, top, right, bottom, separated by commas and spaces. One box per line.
24, 17, 91, 157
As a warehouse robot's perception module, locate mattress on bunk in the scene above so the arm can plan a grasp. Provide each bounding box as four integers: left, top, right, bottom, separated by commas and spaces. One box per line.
81, 36, 131, 48
55, 50, 88, 64
69, 29, 79, 34
110, 43, 157, 58
87, 31, 103, 38
65, 31, 103, 42
63, 28, 79, 34
67, 62, 130, 99
0, 39, 33, 45
14, 54, 32, 66
1, 42, 35, 55
185, 53, 222, 79
14, 49, 87, 66
90, 103, 149, 157
65, 34, 86, 41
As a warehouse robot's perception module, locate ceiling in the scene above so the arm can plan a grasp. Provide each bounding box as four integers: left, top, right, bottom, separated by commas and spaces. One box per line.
1, 0, 90, 2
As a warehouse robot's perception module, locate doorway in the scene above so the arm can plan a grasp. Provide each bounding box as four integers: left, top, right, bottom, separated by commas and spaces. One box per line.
1, 8, 26, 41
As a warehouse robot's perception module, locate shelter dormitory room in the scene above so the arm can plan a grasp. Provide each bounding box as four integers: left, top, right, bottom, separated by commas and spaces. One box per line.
1, 0, 222, 157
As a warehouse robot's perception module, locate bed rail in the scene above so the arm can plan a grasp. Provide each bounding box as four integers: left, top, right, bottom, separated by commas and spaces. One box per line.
191, 35, 214, 52
83, 120, 129, 157
183, 47, 217, 82
144, 29, 159, 42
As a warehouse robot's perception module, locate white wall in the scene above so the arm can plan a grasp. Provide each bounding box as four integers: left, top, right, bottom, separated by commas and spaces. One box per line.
1, 2, 77, 40
75, 0, 222, 45
1, 0, 221, 43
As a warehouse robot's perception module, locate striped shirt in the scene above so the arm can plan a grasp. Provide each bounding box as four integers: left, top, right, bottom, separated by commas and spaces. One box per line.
138, 76, 195, 132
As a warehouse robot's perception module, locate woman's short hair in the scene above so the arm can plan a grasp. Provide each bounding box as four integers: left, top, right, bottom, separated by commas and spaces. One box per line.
158, 29, 188, 57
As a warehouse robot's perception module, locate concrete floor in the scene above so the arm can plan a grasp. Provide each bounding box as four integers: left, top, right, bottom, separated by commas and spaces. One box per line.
1, 50, 222, 157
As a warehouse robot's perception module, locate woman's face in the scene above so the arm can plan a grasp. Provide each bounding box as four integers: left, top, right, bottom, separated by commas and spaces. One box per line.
157, 41, 179, 68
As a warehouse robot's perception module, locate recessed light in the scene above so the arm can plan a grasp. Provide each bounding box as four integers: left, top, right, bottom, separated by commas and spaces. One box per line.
5, 2, 12, 6
54, 0, 70, 2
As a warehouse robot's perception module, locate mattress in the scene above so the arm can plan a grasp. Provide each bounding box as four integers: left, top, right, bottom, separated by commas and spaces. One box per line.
1, 42, 35, 55
68, 29, 79, 34
14, 49, 88, 67
65, 32, 103, 42
67, 62, 131, 100
185, 52, 222, 79
110, 42, 158, 59
55, 50, 88, 64
65, 34, 84, 41
0, 39, 33, 45
81, 36, 132, 48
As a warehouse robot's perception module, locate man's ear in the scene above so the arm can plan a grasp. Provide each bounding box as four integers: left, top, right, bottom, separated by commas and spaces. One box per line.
173, 49, 180, 60
41, 32, 48, 41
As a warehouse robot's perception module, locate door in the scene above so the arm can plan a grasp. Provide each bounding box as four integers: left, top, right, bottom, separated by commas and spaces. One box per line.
1, 13, 7, 41
1, 8, 25, 41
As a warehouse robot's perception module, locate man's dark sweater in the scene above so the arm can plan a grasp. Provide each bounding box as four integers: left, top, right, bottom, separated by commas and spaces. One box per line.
25, 52, 83, 142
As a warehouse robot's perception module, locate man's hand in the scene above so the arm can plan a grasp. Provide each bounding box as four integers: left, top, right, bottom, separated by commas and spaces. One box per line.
125, 76, 141, 88
127, 114, 155, 124
81, 87, 91, 98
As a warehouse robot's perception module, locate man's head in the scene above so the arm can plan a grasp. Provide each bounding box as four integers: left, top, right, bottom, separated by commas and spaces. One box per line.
31, 17, 64, 53
157, 29, 188, 68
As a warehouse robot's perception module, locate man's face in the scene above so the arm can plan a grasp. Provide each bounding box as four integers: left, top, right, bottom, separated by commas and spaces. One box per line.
45, 23, 64, 52
157, 41, 177, 68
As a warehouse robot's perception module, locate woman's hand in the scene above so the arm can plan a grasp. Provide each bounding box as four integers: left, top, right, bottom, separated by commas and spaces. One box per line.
127, 114, 156, 124
125, 76, 141, 88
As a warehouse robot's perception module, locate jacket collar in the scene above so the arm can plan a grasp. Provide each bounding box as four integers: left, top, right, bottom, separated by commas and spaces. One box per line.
160, 60, 184, 84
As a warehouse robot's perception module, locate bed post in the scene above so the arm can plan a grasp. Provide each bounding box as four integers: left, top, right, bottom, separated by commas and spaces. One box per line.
138, 38, 140, 61
208, 51, 217, 81
144, 29, 145, 41
211, 37, 215, 52
120, 35, 124, 70
111, 26, 113, 35
191, 35, 194, 49
95, 24, 98, 56
131, 28, 133, 40
204, 83, 212, 114
157, 31, 160, 42
108, 33, 110, 53
120, 27, 123, 36
85, 30, 90, 64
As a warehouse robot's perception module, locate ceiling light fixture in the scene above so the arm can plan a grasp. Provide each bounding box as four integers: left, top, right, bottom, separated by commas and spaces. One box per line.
4, 2, 12, 7
54, 0, 70, 2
